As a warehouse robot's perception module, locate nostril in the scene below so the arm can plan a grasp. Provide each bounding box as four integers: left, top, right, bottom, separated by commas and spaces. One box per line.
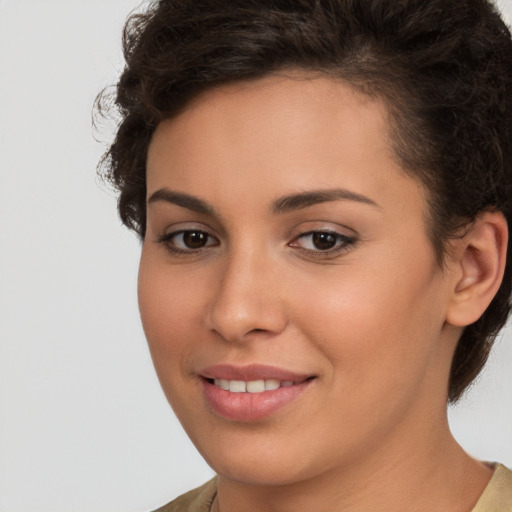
205, 293, 287, 342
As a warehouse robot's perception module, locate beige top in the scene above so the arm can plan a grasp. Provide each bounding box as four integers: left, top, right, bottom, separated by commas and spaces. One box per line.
153, 464, 512, 512
473, 464, 512, 512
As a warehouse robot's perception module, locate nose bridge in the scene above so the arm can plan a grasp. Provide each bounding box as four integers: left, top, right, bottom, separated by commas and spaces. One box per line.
206, 243, 286, 341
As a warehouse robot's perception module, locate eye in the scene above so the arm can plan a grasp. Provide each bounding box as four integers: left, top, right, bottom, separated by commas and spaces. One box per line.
158, 229, 219, 253
290, 230, 356, 253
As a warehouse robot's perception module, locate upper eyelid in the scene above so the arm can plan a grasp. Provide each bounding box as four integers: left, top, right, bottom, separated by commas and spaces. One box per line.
159, 228, 218, 241
155, 222, 211, 239
297, 228, 351, 236
157, 229, 219, 255
161, 228, 214, 237
289, 221, 358, 238
290, 227, 358, 248
291, 230, 356, 244
159, 222, 217, 236
163, 226, 211, 235
156, 223, 357, 243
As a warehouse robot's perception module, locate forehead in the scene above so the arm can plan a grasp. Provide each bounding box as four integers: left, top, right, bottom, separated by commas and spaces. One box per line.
150, 75, 390, 172
147, 73, 427, 221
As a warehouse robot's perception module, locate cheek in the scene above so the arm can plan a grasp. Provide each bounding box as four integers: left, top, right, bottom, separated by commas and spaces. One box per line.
137, 252, 203, 371
137, 256, 211, 422
289, 253, 446, 387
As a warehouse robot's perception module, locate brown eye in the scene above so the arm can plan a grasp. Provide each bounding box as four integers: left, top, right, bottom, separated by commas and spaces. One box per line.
311, 232, 337, 250
290, 230, 356, 254
159, 229, 219, 252
182, 231, 210, 249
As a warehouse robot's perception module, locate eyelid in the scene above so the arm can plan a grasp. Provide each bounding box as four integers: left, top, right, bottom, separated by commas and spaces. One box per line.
288, 228, 358, 256
156, 221, 218, 239
154, 222, 357, 258
164, 230, 218, 245
291, 230, 355, 246
156, 225, 220, 254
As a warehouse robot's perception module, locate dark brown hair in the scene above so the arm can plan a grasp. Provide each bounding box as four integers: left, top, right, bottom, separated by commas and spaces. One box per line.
98, 0, 512, 402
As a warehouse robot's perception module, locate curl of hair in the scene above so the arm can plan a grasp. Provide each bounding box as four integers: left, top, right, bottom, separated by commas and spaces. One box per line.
97, 0, 512, 402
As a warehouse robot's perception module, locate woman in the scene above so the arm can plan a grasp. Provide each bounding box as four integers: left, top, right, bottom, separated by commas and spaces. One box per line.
99, 0, 512, 510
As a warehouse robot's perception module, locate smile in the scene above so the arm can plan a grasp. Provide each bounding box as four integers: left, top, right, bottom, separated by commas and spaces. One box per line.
199, 365, 315, 422
212, 378, 295, 393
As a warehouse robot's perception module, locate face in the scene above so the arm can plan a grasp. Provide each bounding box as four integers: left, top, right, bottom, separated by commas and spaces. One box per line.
139, 74, 459, 486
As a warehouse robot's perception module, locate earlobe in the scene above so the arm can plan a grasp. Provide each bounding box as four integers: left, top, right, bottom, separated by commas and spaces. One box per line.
446, 211, 508, 327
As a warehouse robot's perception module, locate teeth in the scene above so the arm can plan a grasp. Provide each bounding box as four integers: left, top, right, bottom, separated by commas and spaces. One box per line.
229, 380, 246, 392
264, 379, 280, 391
246, 380, 265, 393
213, 378, 295, 393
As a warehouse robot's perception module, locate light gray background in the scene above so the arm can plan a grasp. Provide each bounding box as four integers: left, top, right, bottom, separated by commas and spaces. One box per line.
0, 1, 511, 511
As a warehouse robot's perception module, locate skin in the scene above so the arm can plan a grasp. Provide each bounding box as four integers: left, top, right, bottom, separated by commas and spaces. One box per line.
139, 74, 498, 511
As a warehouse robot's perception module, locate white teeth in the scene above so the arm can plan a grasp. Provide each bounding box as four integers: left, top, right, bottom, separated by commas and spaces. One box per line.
213, 378, 295, 393
214, 379, 230, 390
264, 379, 280, 391
229, 380, 247, 393
246, 380, 265, 393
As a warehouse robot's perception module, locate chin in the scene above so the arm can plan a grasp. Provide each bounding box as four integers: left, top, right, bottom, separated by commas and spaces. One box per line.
191, 427, 332, 487
211, 455, 313, 487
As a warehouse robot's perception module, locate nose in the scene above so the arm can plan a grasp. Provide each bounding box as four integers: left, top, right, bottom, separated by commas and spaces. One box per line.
204, 249, 288, 343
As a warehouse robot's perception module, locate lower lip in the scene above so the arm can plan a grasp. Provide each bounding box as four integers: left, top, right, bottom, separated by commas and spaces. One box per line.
202, 379, 313, 422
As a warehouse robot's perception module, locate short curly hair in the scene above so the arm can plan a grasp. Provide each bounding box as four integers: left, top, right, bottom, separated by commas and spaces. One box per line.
98, 0, 512, 402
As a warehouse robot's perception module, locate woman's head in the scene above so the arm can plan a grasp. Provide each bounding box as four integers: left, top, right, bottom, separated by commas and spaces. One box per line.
139, 75, 475, 483
99, 0, 512, 402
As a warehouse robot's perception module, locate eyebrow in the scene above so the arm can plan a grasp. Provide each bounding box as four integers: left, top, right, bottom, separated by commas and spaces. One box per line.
148, 188, 215, 215
147, 187, 379, 215
271, 188, 379, 214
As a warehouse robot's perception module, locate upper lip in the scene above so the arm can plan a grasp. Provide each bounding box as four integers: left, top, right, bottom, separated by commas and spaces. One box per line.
199, 364, 313, 382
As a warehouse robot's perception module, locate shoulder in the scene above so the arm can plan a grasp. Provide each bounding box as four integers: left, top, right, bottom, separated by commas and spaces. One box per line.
472, 464, 512, 512
151, 478, 217, 512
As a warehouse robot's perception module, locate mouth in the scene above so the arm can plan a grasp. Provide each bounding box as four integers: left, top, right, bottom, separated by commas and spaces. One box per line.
206, 377, 298, 393
199, 364, 316, 422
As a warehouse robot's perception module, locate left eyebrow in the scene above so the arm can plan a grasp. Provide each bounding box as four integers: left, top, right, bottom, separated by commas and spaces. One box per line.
271, 188, 380, 214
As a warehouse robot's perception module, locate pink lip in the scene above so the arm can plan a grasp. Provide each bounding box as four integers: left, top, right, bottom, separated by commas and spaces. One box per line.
199, 364, 315, 422
199, 363, 311, 382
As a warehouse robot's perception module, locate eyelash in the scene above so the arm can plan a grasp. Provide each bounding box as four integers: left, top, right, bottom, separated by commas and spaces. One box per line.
289, 230, 357, 257
157, 229, 357, 257
157, 230, 219, 255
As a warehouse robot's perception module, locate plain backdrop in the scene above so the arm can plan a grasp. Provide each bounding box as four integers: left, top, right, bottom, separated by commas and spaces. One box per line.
0, 1, 511, 511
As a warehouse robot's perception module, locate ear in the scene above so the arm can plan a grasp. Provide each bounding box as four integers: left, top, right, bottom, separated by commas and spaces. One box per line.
446, 211, 508, 327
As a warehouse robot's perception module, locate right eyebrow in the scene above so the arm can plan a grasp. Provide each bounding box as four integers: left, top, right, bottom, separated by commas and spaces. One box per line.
147, 188, 215, 215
